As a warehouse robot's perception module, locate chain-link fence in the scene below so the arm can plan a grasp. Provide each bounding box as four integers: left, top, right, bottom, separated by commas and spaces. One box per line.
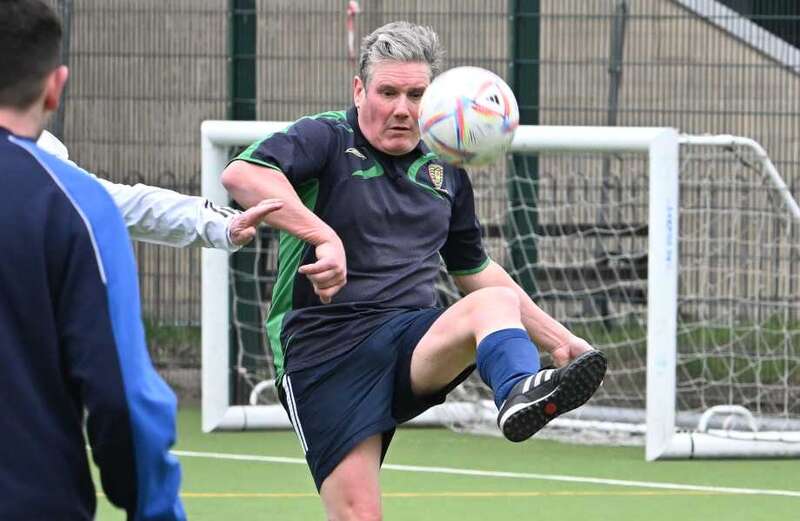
49, 0, 799, 398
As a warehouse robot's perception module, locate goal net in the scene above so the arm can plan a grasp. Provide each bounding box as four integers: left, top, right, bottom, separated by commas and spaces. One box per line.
201, 122, 800, 459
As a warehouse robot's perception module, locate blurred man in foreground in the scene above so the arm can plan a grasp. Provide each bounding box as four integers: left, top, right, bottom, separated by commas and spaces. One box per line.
0, 1, 185, 518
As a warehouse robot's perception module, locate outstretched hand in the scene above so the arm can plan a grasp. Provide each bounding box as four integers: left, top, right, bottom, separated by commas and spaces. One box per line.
549, 336, 596, 368
298, 237, 347, 304
228, 199, 284, 246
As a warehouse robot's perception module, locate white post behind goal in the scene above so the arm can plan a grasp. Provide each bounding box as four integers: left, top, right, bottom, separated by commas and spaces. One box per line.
201, 121, 800, 460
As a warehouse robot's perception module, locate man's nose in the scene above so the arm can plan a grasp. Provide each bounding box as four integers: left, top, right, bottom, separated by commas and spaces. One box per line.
393, 96, 411, 117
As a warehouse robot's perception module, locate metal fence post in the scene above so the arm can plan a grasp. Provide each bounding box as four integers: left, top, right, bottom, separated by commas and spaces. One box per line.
229, 0, 259, 403
53, 0, 72, 140
509, 0, 540, 295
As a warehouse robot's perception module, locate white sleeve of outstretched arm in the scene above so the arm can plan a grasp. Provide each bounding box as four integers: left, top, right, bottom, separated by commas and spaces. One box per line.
36, 130, 241, 251
93, 178, 241, 251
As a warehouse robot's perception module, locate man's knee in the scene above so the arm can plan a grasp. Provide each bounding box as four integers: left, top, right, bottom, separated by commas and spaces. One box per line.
325, 494, 382, 521
460, 287, 524, 342
468, 286, 520, 313
332, 502, 382, 521
320, 435, 383, 521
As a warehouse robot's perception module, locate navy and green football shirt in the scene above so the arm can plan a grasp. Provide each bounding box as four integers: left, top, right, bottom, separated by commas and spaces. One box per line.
235, 107, 489, 379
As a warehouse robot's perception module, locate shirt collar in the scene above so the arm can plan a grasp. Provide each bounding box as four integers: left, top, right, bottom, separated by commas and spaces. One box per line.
0, 126, 37, 143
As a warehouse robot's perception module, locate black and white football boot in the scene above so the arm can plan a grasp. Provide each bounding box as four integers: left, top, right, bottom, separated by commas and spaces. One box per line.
497, 349, 607, 442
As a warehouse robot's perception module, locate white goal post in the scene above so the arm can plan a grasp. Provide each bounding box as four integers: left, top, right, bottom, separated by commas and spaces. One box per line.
201, 120, 800, 460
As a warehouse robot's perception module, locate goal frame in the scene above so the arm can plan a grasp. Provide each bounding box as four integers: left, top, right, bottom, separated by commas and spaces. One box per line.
200, 120, 799, 459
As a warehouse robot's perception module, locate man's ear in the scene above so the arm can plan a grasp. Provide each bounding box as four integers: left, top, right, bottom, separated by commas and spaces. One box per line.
353, 74, 365, 109
43, 65, 69, 112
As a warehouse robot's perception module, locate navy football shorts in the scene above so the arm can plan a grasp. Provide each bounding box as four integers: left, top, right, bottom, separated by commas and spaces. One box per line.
278, 308, 475, 490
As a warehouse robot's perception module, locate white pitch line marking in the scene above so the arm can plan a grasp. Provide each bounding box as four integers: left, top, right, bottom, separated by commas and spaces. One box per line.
172, 450, 800, 498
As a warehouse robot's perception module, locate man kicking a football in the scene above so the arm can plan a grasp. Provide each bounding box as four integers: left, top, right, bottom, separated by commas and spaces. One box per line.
221, 21, 607, 521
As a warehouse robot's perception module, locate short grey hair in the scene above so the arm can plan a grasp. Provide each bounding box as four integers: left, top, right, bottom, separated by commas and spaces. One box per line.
358, 21, 444, 85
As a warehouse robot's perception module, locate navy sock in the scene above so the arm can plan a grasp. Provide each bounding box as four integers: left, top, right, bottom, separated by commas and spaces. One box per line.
476, 328, 541, 408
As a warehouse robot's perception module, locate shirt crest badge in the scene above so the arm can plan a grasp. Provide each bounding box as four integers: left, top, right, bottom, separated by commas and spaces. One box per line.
428, 164, 444, 190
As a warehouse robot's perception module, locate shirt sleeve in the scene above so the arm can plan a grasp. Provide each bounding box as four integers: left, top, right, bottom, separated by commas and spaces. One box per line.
37, 129, 240, 251
233, 116, 335, 186
94, 178, 240, 251
44, 157, 186, 520
440, 169, 490, 275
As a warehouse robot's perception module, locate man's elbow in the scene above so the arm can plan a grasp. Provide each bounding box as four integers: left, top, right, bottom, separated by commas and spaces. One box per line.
220, 162, 242, 193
